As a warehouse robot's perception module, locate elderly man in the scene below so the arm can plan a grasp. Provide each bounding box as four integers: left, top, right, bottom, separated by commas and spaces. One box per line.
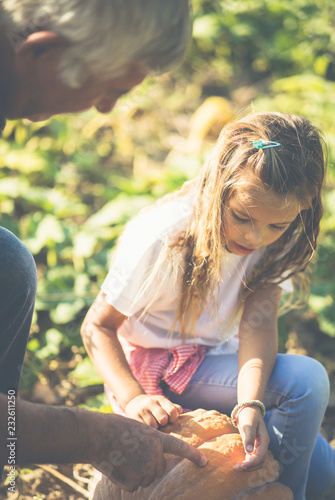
0, 0, 207, 492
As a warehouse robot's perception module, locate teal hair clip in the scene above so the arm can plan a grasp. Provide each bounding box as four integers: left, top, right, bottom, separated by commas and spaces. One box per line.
253, 140, 281, 151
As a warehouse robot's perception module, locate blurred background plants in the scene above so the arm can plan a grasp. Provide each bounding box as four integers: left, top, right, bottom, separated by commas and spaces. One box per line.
1, 0, 334, 409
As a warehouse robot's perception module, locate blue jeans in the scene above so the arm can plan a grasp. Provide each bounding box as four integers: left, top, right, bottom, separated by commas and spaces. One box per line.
165, 352, 335, 500
0, 227, 37, 476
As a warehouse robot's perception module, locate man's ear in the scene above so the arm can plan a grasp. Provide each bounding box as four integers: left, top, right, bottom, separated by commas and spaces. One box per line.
15, 31, 68, 77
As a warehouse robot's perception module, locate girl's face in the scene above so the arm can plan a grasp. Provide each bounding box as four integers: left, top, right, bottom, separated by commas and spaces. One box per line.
224, 174, 301, 255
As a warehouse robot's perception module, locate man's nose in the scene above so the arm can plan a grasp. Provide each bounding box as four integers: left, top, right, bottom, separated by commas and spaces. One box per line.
95, 96, 118, 114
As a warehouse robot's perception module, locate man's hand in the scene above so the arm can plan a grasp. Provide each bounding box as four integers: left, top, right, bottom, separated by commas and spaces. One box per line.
124, 394, 182, 428
93, 413, 207, 491
0, 395, 207, 493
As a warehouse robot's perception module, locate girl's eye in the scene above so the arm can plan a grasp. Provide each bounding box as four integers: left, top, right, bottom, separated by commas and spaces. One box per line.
232, 211, 249, 224
270, 224, 287, 232
231, 210, 288, 231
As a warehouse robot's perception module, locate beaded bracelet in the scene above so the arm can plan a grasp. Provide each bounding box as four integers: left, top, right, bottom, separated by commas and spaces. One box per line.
231, 400, 266, 428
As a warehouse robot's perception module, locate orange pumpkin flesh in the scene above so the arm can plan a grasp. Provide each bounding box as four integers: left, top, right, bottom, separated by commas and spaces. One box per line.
90, 409, 293, 500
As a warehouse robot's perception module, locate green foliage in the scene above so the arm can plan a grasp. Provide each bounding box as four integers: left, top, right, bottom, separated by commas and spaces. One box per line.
1, 0, 334, 397
69, 357, 104, 387
189, 0, 335, 89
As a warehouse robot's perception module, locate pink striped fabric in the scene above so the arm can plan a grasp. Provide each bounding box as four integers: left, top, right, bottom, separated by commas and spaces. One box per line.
119, 336, 208, 395
105, 337, 208, 415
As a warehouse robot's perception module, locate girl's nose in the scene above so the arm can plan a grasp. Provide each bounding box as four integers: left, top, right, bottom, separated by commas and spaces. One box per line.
244, 226, 263, 246
95, 96, 118, 114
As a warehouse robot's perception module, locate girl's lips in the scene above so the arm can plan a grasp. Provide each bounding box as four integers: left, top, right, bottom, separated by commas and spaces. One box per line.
233, 242, 255, 255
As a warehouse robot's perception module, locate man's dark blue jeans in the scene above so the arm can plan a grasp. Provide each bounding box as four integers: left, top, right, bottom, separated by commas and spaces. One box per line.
0, 226, 37, 478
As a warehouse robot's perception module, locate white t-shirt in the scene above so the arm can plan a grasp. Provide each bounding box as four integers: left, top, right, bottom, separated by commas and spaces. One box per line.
101, 194, 292, 353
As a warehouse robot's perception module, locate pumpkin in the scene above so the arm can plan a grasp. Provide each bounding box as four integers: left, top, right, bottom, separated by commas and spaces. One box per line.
89, 409, 293, 500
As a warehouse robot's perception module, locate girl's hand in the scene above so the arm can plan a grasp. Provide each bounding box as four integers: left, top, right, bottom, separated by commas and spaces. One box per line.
233, 406, 270, 472
124, 394, 183, 429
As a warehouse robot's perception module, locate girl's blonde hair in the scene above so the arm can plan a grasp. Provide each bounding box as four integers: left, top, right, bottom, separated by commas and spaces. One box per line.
125, 112, 327, 336
171, 111, 326, 333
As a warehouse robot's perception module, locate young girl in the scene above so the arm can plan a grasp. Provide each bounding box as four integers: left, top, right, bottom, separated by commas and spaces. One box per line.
81, 111, 335, 499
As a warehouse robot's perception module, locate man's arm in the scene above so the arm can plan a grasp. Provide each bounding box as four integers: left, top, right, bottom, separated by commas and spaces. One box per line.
0, 394, 206, 491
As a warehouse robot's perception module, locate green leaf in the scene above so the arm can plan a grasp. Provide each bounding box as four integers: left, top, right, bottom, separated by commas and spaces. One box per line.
2, 148, 47, 173
78, 393, 112, 412
73, 231, 99, 259
193, 14, 220, 40
26, 215, 66, 254
36, 329, 64, 359
27, 338, 40, 352
69, 357, 103, 387
49, 299, 85, 324
84, 193, 153, 228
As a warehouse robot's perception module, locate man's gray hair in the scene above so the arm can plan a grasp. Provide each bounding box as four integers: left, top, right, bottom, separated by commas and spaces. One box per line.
1, 0, 192, 87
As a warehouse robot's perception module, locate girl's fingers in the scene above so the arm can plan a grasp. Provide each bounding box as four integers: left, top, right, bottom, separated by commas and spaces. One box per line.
233, 439, 266, 472
241, 425, 256, 454
141, 409, 160, 429
233, 453, 265, 472
151, 399, 182, 426
126, 395, 183, 428
159, 399, 183, 422
150, 405, 170, 426
234, 424, 268, 472
130, 410, 159, 430
174, 403, 183, 415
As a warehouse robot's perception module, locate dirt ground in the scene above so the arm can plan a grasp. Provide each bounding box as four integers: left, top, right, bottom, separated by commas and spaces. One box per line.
1, 312, 335, 500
